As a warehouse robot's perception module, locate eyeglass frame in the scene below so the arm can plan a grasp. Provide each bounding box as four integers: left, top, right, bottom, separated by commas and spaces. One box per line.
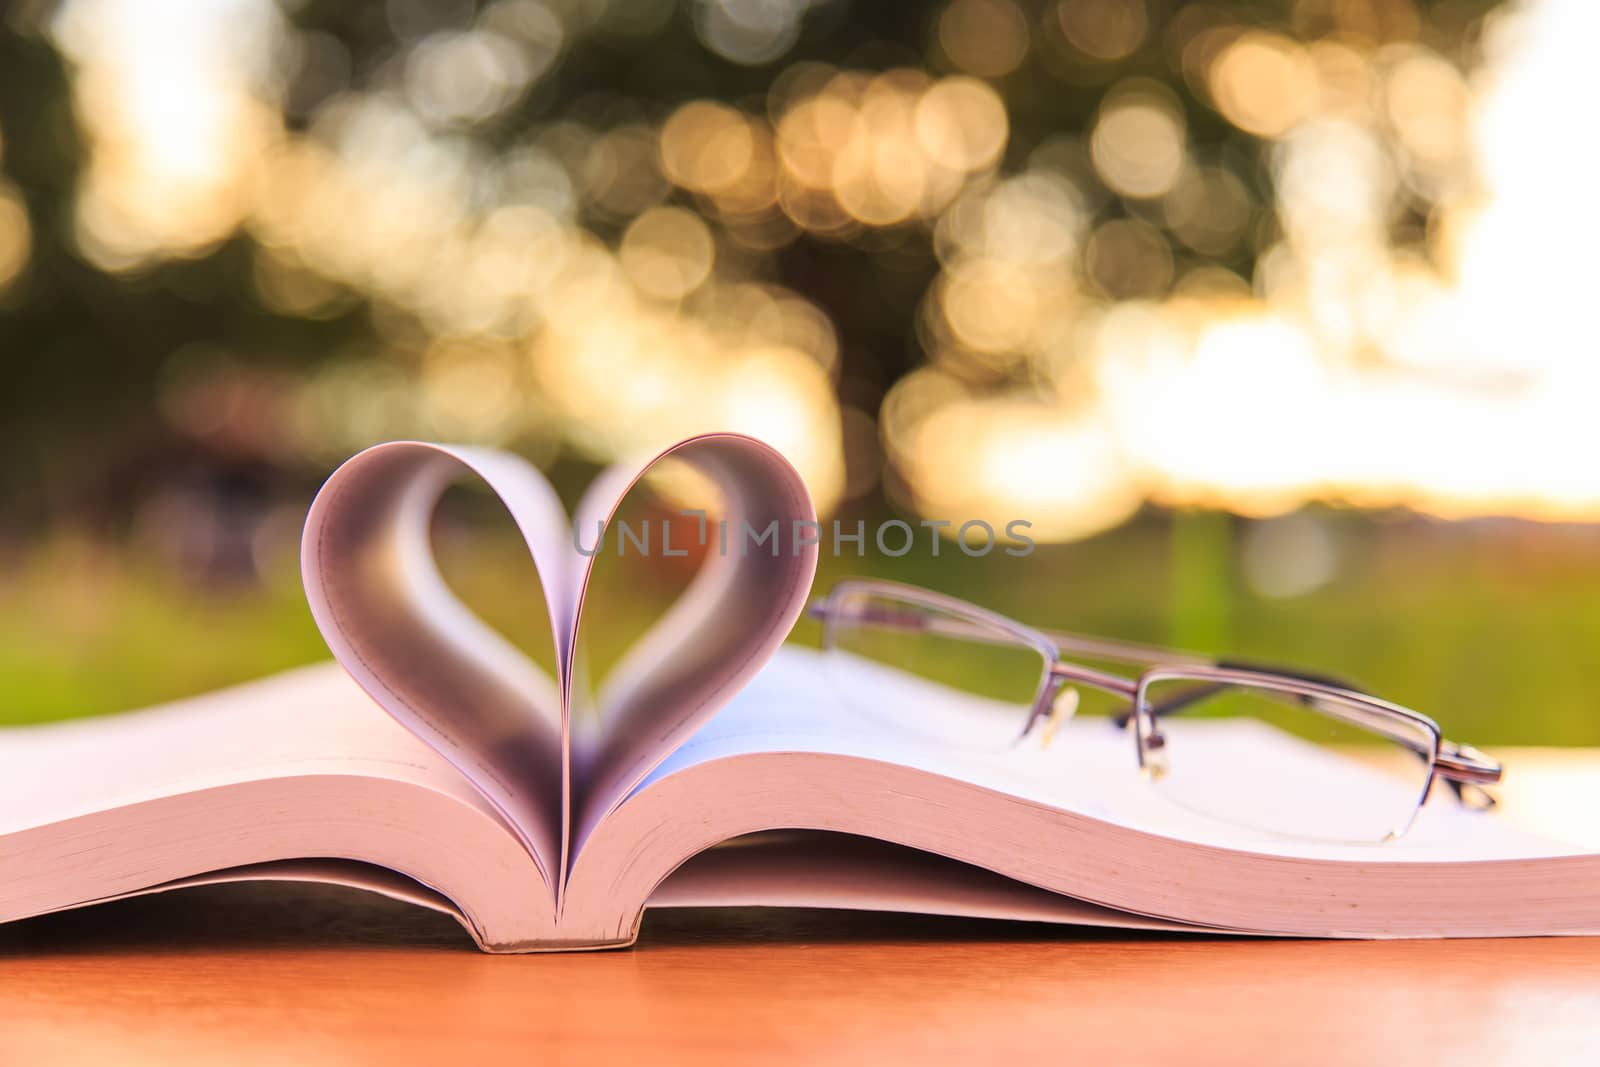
805, 578, 1502, 835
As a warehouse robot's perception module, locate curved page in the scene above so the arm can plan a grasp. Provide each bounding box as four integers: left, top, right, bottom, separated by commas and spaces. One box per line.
301, 441, 573, 875
565, 434, 819, 869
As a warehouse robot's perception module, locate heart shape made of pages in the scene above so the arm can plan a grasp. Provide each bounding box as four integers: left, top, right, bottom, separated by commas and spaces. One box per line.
299, 435, 818, 888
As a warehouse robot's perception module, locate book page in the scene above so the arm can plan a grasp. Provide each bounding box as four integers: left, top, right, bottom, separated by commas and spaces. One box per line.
300, 434, 820, 897
641, 646, 1580, 865
0, 664, 557, 943
555, 645, 1600, 942
0, 663, 515, 843
650, 832, 1210, 933
302, 441, 575, 874
564, 434, 820, 866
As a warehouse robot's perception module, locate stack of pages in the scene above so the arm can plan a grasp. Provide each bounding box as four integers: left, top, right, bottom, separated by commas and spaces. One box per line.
2, 436, 1595, 950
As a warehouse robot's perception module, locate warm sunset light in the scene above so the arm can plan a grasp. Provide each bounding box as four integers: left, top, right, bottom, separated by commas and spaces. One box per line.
24, 0, 1598, 539
7, 4, 1600, 1024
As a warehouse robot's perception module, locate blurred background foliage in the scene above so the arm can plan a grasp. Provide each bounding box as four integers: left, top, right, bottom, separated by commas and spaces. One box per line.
2, 0, 1599, 743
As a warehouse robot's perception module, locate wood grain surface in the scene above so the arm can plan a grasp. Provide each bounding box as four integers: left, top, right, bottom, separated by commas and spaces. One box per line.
1, 749, 1596, 1066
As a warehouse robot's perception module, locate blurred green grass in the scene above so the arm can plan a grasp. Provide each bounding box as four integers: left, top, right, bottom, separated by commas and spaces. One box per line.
3, 509, 1599, 745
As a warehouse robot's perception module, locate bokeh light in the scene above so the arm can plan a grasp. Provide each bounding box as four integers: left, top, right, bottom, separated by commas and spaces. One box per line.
1090, 81, 1187, 199
0, 180, 30, 294
1209, 32, 1316, 139
938, 0, 1031, 78
619, 207, 715, 302
52, 0, 279, 270
1056, 0, 1148, 63
16, 0, 1599, 543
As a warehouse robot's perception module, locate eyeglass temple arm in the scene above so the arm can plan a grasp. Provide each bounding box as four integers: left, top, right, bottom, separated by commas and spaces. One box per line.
806, 598, 1050, 649
1103, 658, 1360, 725
808, 599, 1366, 720
805, 598, 1212, 666
1434, 741, 1503, 810
1435, 740, 1502, 782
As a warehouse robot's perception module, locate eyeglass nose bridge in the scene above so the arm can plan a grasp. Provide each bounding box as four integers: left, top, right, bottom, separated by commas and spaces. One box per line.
1046, 660, 1138, 698
1028, 663, 1158, 751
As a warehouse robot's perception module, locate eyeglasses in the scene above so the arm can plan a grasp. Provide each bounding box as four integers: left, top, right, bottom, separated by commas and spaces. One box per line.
806, 578, 1503, 844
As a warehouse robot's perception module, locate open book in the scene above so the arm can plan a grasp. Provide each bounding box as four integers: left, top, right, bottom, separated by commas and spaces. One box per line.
2, 435, 1597, 951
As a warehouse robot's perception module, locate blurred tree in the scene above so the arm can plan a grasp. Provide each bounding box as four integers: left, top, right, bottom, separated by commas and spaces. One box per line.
0, 10, 365, 530
0, 0, 1502, 532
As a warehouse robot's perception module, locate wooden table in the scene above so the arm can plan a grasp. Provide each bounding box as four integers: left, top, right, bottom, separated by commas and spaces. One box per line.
2, 750, 1597, 1065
